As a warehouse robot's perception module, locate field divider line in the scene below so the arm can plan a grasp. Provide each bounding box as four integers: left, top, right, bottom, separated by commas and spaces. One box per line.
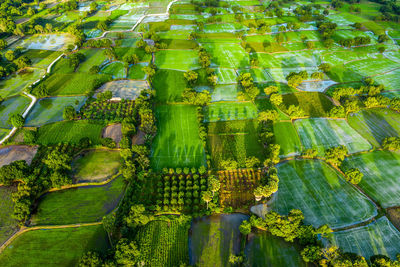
0, 221, 103, 254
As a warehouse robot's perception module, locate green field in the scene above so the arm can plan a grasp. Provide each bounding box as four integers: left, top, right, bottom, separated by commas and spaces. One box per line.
270, 160, 377, 229
155, 50, 200, 70
0, 69, 44, 98
152, 69, 186, 103
31, 175, 126, 225
294, 118, 372, 155
0, 224, 110, 267
189, 214, 248, 267
329, 217, 400, 261
215, 68, 237, 84
342, 150, 400, 208
244, 232, 307, 267
273, 122, 302, 157
0, 95, 31, 128
22, 50, 63, 69
373, 69, 400, 91
78, 49, 108, 73
101, 62, 126, 79
203, 43, 249, 69
127, 63, 146, 80
25, 96, 86, 127
36, 121, 104, 145
211, 84, 238, 102
204, 102, 258, 122
207, 120, 263, 169
135, 219, 190, 267
281, 92, 334, 117
151, 105, 206, 170
72, 150, 121, 183
347, 108, 400, 146
0, 186, 18, 245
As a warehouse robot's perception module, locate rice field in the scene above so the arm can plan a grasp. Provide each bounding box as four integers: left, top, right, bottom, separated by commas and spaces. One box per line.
152, 69, 186, 103
101, 62, 126, 79
0, 224, 110, 267
204, 102, 258, 122
0, 69, 44, 98
294, 118, 372, 155
78, 49, 108, 73
31, 175, 126, 225
95, 80, 149, 100
344, 57, 399, 77
373, 69, 400, 91
329, 217, 400, 261
342, 150, 400, 208
9, 34, 75, 51
273, 122, 302, 157
25, 96, 86, 127
203, 43, 249, 69
0, 186, 18, 246
0, 95, 31, 128
269, 160, 377, 229
154, 50, 200, 70
215, 68, 237, 84
211, 84, 238, 102
347, 108, 400, 147
151, 105, 206, 170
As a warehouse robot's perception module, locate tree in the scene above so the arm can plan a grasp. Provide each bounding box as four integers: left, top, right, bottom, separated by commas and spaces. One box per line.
301, 246, 322, 263
5, 50, 15, 61
115, 239, 140, 266
202, 191, 213, 209
378, 46, 386, 53
43, 150, 71, 171
8, 113, 24, 128
264, 85, 278, 95
184, 70, 198, 85
0, 39, 7, 50
0, 160, 28, 185
270, 93, 283, 106
239, 220, 252, 235
79, 251, 102, 267
103, 48, 116, 61
89, 65, 100, 74
311, 72, 324, 81
24, 129, 36, 143
318, 63, 332, 73
209, 176, 220, 197
253, 186, 264, 202
63, 106, 76, 120
97, 21, 108, 31
125, 204, 154, 228
325, 146, 348, 166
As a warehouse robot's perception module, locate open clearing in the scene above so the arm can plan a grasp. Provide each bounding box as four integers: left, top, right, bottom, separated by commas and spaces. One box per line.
244, 232, 307, 267
294, 118, 372, 155
342, 151, 400, 208
189, 214, 248, 267
328, 217, 400, 261
269, 160, 377, 229
204, 102, 258, 122
0, 145, 38, 167
151, 105, 206, 170
95, 80, 149, 100
31, 175, 126, 225
347, 108, 400, 147
25, 96, 86, 127
0, 186, 18, 246
0, 224, 110, 266
72, 149, 121, 183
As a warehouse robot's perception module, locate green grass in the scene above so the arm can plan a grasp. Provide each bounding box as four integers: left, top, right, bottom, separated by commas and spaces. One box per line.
294, 118, 372, 155
281, 92, 334, 117
101, 62, 126, 79
31, 175, 126, 225
0, 69, 44, 98
135, 219, 190, 267
154, 50, 200, 71
204, 102, 258, 122
373, 69, 400, 91
0, 95, 31, 128
270, 160, 377, 229
189, 214, 248, 267
127, 64, 146, 80
347, 108, 400, 147
273, 122, 302, 157
0, 224, 110, 267
152, 69, 186, 103
0, 186, 18, 245
342, 150, 400, 208
245, 232, 307, 267
78, 49, 108, 73
329, 217, 400, 261
151, 105, 206, 170
345, 57, 398, 77
36, 120, 104, 145
203, 43, 249, 69
207, 120, 263, 169
215, 68, 237, 84
0, 128, 10, 140
72, 150, 121, 183
25, 96, 86, 127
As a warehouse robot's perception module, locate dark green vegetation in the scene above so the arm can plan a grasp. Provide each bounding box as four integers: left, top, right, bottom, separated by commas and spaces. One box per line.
281, 92, 335, 117
0, 186, 18, 245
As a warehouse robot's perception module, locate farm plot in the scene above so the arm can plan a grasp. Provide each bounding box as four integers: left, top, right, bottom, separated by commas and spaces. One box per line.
256, 51, 321, 69
109, 8, 146, 30
238, 68, 272, 83
297, 80, 336, 92
151, 105, 206, 170
294, 118, 372, 155
215, 68, 237, 84
342, 150, 400, 208
127, 63, 147, 80
0, 95, 30, 128
95, 80, 149, 100
204, 102, 258, 122
208, 120, 263, 169
373, 69, 400, 91
22, 50, 63, 69
189, 214, 248, 267
203, 43, 249, 69
101, 61, 126, 79
135, 219, 190, 267
0, 145, 38, 167
269, 160, 377, 229
72, 150, 121, 183
0, 224, 110, 267
328, 217, 400, 261
244, 232, 307, 267
203, 23, 247, 33
0, 69, 44, 98
344, 57, 399, 77
273, 122, 302, 157
9, 34, 75, 51
154, 50, 200, 71
36, 121, 104, 145
347, 108, 400, 146
211, 84, 238, 102
25, 96, 86, 127
152, 69, 186, 103
0, 186, 19, 246
78, 49, 108, 73
281, 92, 334, 117
31, 175, 126, 225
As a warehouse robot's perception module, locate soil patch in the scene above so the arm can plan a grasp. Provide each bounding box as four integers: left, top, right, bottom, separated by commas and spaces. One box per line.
0, 145, 38, 167
102, 124, 122, 145
387, 207, 400, 231
132, 130, 145, 145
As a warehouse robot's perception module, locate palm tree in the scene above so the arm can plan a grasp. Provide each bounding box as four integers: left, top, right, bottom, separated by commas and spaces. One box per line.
254, 186, 264, 202
209, 176, 220, 197
202, 191, 213, 210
